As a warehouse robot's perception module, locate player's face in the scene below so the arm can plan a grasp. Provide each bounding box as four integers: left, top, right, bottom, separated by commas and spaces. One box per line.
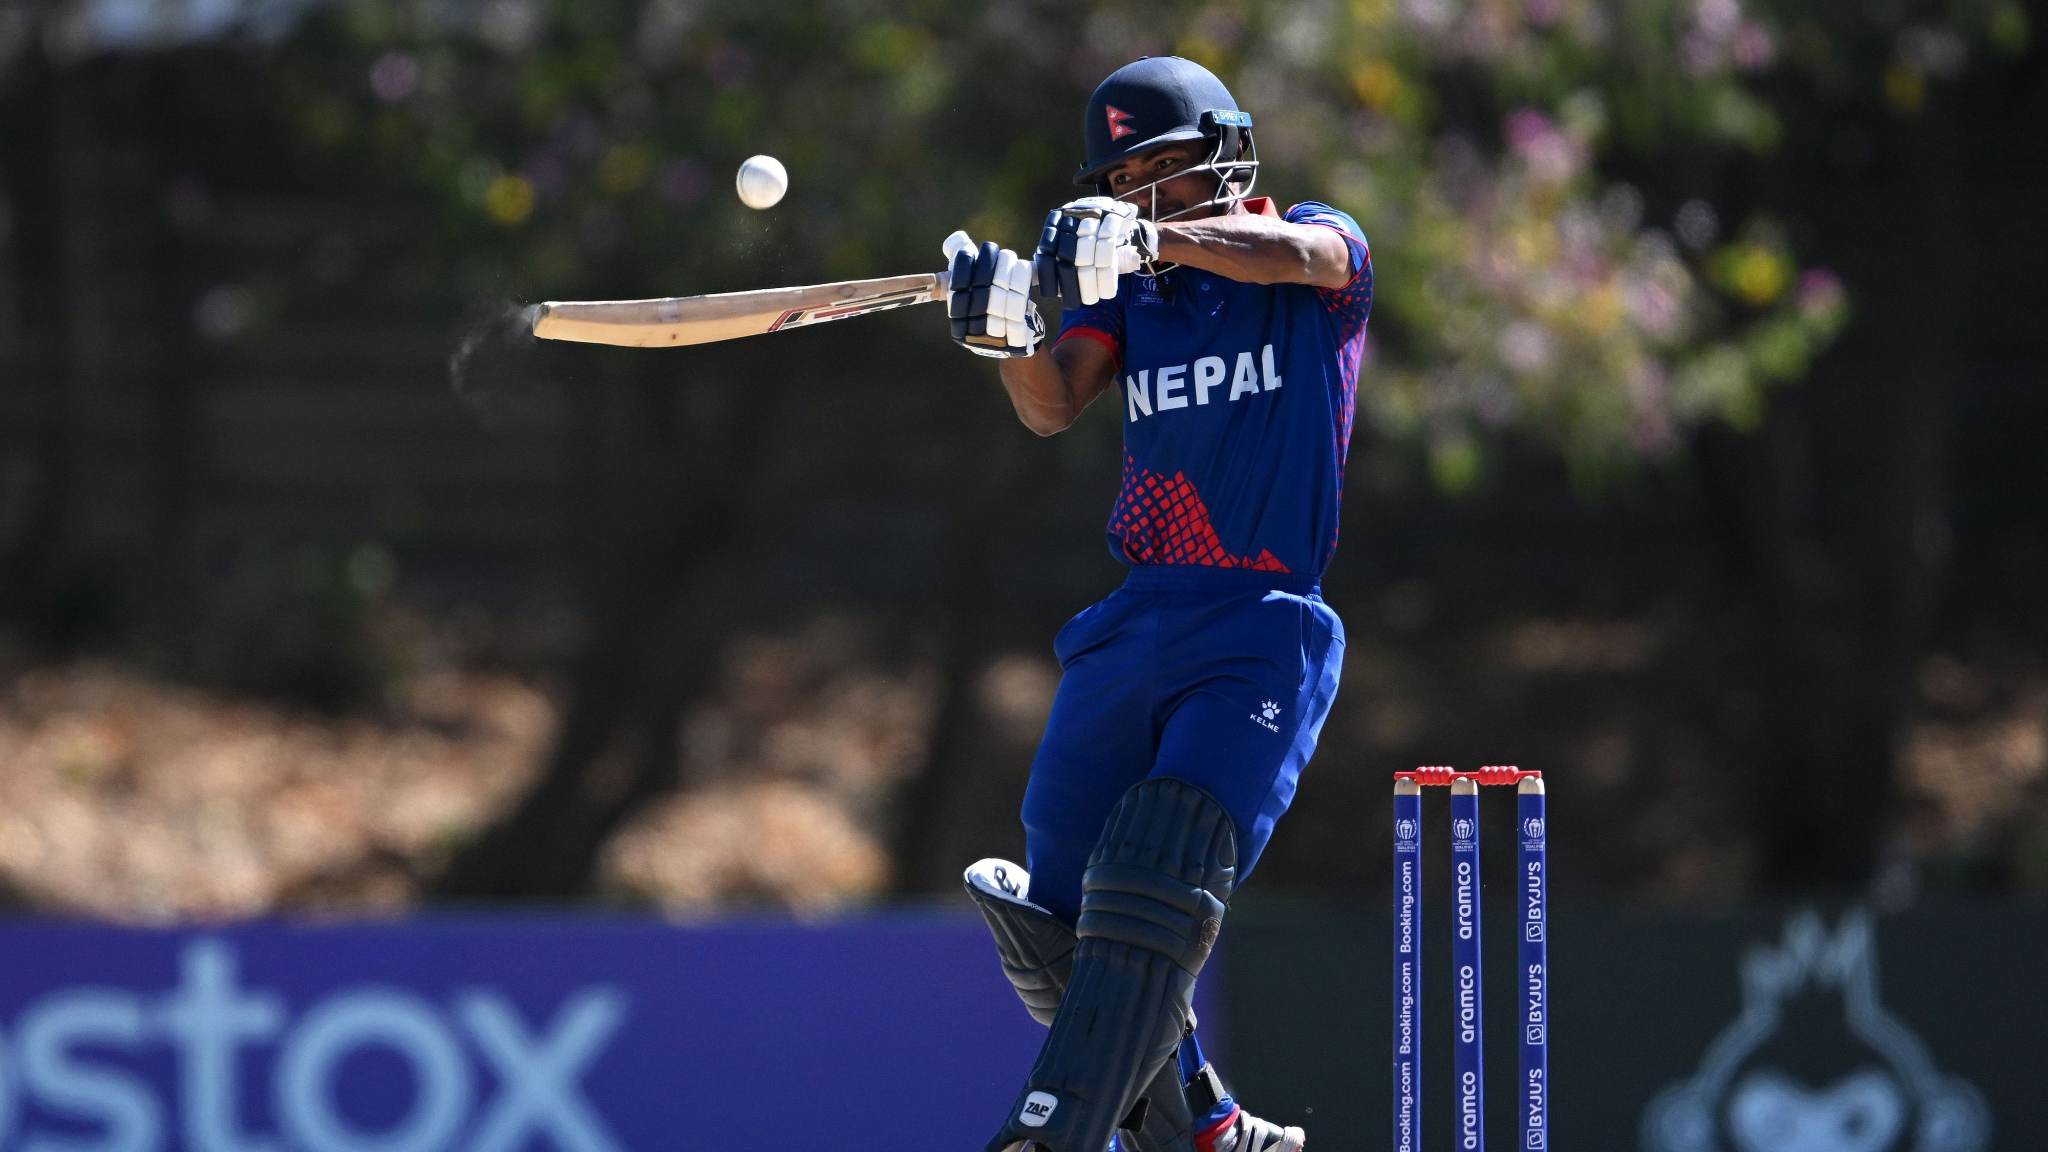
1105, 140, 1228, 221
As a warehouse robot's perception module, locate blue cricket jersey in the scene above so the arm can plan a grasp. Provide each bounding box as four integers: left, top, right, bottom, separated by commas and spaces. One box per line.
1055, 198, 1373, 577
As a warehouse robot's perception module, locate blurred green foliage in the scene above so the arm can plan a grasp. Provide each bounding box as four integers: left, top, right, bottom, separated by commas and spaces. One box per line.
265, 0, 2020, 488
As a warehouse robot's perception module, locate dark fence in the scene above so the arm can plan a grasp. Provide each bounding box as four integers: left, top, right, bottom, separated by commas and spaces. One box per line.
1221, 898, 2038, 1152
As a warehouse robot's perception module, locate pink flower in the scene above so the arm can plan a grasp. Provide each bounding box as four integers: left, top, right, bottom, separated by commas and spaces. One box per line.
1505, 108, 1555, 154
1500, 322, 1555, 373
1630, 365, 1676, 453
1626, 278, 1681, 338
1733, 22, 1776, 70
1694, 0, 1740, 38
1680, 29, 1723, 76
1796, 268, 1846, 318
1504, 108, 1582, 182
368, 51, 418, 103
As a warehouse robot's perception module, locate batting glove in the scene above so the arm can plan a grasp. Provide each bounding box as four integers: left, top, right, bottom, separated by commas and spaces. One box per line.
1033, 196, 1160, 310
943, 231, 1043, 359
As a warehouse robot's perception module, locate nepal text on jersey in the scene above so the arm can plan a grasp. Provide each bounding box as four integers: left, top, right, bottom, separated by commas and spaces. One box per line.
1124, 344, 1284, 423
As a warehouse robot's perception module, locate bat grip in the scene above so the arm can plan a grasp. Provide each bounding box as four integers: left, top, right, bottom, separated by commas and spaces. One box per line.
935, 247, 1145, 294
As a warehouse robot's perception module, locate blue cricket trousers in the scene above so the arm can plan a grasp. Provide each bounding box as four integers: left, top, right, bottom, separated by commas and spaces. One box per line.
1020, 565, 1346, 925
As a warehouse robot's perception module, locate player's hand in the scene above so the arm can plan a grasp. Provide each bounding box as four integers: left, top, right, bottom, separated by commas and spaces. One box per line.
1032, 196, 1161, 310
943, 231, 1044, 359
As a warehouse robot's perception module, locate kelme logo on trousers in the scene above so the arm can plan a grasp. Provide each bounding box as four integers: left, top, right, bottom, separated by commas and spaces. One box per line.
1021, 1091, 1059, 1127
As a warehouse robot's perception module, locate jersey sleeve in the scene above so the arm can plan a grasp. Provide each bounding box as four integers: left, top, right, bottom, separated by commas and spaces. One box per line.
1054, 290, 1126, 366
1286, 201, 1374, 338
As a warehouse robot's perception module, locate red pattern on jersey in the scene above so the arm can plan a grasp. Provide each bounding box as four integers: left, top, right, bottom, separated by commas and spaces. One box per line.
1111, 456, 1291, 572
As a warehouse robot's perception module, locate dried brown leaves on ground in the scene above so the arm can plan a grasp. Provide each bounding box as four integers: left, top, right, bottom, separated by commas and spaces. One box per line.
1904, 654, 2048, 885
0, 615, 946, 918
602, 615, 936, 914
0, 664, 550, 919
4, 616, 2040, 919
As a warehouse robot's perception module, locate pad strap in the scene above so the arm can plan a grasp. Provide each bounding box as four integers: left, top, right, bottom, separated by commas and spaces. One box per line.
964, 859, 1208, 1152
985, 779, 1237, 1152
964, 859, 1072, 1027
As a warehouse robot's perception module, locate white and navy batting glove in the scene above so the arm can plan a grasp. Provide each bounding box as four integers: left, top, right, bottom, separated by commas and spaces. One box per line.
1033, 196, 1160, 310
943, 230, 1043, 359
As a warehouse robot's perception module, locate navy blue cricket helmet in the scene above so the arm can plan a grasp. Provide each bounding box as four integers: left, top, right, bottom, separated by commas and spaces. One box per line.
1075, 56, 1258, 214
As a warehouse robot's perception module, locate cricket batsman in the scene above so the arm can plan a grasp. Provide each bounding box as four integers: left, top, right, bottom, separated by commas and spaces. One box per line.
943, 57, 1372, 1152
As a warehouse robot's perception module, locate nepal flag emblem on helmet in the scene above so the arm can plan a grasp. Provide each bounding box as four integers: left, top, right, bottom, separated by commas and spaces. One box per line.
1105, 104, 1137, 141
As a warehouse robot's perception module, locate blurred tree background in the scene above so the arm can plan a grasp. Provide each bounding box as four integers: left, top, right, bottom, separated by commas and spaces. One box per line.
0, 0, 2041, 918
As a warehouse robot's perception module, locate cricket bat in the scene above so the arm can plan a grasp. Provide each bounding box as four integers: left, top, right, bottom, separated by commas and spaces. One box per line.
530, 245, 1140, 349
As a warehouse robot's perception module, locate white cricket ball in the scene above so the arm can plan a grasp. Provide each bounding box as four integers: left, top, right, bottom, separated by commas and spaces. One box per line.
735, 155, 788, 210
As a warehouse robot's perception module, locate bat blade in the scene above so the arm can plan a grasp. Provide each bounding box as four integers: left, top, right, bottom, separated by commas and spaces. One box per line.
529, 248, 1137, 349
531, 272, 944, 348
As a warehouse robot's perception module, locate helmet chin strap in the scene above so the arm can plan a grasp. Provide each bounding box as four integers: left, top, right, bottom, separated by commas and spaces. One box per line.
1109, 135, 1260, 276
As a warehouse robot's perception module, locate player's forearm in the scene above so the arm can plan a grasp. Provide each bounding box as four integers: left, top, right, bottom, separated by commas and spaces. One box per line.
997, 351, 1083, 436
1155, 215, 1351, 288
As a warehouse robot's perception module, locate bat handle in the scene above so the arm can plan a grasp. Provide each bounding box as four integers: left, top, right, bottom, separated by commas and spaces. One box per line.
935, 247, 1147, 294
